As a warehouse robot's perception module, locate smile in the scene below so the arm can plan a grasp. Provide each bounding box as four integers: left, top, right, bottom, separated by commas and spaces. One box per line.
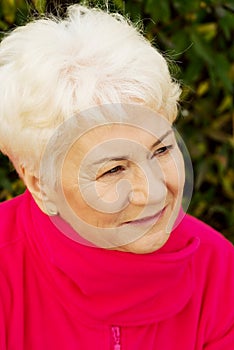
122, 207, 166, 226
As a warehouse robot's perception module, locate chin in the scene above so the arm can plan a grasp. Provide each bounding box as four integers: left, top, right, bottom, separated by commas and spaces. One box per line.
114, 229, 170, 254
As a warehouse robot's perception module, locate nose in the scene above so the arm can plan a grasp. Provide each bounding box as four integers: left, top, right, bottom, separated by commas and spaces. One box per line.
128, 163, 167, 207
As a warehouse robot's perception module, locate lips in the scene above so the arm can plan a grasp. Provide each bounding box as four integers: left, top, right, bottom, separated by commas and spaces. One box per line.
122, 207, 166, 226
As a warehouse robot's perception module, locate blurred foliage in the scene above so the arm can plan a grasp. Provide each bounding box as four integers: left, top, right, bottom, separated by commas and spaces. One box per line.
0, 0, 233, 242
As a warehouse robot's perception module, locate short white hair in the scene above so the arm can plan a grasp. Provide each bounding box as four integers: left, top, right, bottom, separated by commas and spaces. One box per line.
0, 4, 181, 176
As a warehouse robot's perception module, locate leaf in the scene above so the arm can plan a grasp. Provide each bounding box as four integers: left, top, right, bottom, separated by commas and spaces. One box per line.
204, 129, 232, 143
215, 54, 233, 92
0, 19, 9, 30
219, 12, 234, 40
2, 0, 16, 24
172, 30, 191, 55
145, 0, 171, 22
196, 22, 217, 41
195, 161, 208, 189
183, 56, 203, 84
197, 81, 209, 96
113, 0, 125, 11
173, 0, 200, 14
32, 0, 46, 14
222, 171, 234, 200
217, 95, 233, 113
189, 31, 214, 65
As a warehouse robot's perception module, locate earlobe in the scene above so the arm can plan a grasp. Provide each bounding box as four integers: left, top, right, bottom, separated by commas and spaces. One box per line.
45, 202, 58, 216
20, 165, 58, 216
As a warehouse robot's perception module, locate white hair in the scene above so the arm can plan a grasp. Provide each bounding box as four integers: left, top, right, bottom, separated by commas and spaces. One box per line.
0, 4, 181, 177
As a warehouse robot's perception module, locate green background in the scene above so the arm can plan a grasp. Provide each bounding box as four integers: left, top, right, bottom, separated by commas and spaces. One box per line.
0, 0, 233, 242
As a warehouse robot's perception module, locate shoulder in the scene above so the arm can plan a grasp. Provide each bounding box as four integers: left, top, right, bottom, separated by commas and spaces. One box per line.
175, 213, 234, 284
180, 217, 234, 345
180, 213, 233, 254
0, 194, 28, 342
0, 192, 27, 247
180, 214, 234, 296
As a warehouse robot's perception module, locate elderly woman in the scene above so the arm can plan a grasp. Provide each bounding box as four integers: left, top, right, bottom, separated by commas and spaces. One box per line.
0, 4, 233, 350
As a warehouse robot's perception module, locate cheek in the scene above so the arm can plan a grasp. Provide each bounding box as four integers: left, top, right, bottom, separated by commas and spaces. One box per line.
95, 181, 120, 203
60, 165, 94, 223
78, 169, 132, 216
61, 181, 89, 219
162, 151, 185, 195
61, 175, 126, 228
62, 184, 116, 226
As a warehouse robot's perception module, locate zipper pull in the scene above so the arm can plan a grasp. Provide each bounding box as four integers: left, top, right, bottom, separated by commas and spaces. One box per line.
111, 326, 121, 350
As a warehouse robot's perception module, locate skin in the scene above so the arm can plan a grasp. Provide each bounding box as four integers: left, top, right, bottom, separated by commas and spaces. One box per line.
23, 108, 185, 254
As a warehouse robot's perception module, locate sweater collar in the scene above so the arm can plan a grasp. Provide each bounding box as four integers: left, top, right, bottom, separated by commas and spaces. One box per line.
23, 190, 200, 326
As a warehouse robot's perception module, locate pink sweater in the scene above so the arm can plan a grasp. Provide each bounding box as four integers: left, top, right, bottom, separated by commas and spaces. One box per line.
0, 190, 234, 349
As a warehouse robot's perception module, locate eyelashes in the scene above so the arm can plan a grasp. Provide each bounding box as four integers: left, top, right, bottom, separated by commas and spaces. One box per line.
151, 144, 173, 158
98, 144, 174, 179
102, 165, 126, 177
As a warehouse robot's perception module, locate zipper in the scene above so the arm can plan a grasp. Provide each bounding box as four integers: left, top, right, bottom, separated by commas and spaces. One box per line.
111, 326, 121, 350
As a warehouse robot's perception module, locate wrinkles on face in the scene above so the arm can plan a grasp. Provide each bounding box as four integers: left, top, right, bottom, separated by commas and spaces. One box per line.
43, 105, 187, 252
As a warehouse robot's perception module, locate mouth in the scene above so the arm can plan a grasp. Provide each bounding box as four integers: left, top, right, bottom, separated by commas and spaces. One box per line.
122, 207, 166, 227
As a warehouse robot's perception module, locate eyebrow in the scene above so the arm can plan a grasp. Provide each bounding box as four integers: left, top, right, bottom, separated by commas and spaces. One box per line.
150, 129, 173, 149
91, 128, 173, 166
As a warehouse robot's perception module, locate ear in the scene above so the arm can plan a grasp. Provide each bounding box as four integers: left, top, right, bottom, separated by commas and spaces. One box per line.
20, 166, 58, 216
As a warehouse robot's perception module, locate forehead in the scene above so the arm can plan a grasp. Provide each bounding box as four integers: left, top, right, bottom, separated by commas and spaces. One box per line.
43, 104, 173, 173
69, 112, 172, 156
67, 124, 171, 167
78, 124, 155, 151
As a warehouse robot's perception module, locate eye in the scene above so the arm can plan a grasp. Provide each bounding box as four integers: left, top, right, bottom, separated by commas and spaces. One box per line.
101, 165, 126, 177
152, 145, 173, 158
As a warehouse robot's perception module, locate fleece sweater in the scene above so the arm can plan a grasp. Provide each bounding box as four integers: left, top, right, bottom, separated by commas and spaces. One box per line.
0, 190, 234, 349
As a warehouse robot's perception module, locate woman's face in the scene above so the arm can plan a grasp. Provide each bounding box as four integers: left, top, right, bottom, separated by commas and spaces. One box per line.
52, 108, 185, 254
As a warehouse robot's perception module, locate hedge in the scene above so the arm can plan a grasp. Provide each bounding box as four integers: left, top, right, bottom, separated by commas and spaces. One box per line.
0, 0, 233, 242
